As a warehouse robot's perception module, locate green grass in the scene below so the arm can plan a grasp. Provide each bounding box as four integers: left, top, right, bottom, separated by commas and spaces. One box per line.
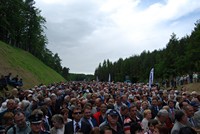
0, 41, 65, 89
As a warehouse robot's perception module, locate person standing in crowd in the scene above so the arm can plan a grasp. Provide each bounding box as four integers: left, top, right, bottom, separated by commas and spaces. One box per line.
171, 110, 188, 134
2, 112, 14, 132
0, 99, 16, 125
124, 105, 141, 134
183, 105, 198, 128
154, 109, 169, 133
100, 109, 124, 134
144, 119, 159, 134
117, 104, 129, 128
93, 103, 108, 126
0, 75, 8, 91
81, 106, 98, 128
60, 108, 72, 124
150, 98, 160, 119
50, 114, 65, 134
29, 109, 49, 134
7, 110, 31, 134
141, 109, 152, 133
64, 106, 91, 134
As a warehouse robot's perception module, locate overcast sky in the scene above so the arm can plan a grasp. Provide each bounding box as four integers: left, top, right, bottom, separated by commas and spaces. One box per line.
34, 0, 200, 74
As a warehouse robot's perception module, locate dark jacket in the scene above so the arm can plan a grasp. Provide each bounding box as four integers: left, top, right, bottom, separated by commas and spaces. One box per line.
64, 121, 91, 134
81, 116, 98, 127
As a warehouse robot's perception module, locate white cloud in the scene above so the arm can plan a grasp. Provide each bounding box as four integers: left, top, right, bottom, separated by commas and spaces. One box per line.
35, 0, 200, 74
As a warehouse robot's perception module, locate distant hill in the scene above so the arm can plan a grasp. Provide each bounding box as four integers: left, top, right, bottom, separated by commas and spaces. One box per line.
0, 41, 65, 89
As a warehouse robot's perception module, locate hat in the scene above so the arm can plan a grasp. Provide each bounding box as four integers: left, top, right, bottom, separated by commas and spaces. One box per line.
191, 91, 197, 95
190, 101, 200, 107
29, 113, 43, 124
32, 97, 39, 102
107, 109, 118, 116
27, 94, 32, 97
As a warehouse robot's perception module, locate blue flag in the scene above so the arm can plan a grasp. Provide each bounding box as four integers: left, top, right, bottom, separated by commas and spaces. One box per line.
149, 68, 154, 89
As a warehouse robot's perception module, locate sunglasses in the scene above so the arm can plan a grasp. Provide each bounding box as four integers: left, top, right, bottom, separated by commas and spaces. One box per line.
73, 112, 82, 115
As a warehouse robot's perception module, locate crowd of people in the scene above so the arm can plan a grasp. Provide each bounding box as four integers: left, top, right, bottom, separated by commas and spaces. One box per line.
162, 72, 199, 88
0, 80, 199, 134
0, 73, 23, 91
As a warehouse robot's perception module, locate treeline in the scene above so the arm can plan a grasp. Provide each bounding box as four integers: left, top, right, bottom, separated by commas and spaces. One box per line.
0, 0, 69, 79
95, 20, 200, 83
68, 73, 95, 81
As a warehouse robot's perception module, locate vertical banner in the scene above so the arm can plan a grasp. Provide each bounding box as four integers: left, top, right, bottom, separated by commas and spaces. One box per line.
96, 76, 99, 82
108, 73, 111, 83
149, 68, 154, 89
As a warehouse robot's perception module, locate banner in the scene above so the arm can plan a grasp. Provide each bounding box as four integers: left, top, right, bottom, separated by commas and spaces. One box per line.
149, 68, 154, 89
108, 73, 111, 83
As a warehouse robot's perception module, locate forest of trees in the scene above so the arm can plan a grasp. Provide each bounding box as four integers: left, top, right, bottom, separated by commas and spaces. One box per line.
0, 0, 69, 79
95, 20, 200, 83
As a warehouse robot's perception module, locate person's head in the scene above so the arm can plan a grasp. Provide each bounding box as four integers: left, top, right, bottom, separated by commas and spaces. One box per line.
148, 119, 159, 132
3, 112, 14, 127
130, 122, 143, 134
175, 110, 187, 125
100, 103, 107, 114
179, 126, 197, 134
52, 114, 64, 129
179, 100, 189, 109
95, 98, 102, 107
107, 109, 119, 126
14, 111, 26, 129
168, 100, 175, 108
183, 105, 194, 118
157, 109, 168, 123
83, 106, 92, 119
121, 95, 128, 102
143, 109, 152, 120
43, 97, 52, 106
7, 99, 16, 111
129, 105, 137, 119
90, 127, 100, 134
50, 94, 57, 104
141, 101, 148, 110
115, 95, 121, 103
100, 126, 113, 134
107, 98, 114, 105
151, 98, 158, 106
72, 106, 82, 122
156, 124, 169, 134
120, 104, 129, 116
60, 108, 69, 120
29, 109, 43, 133
190, 101, 200, 112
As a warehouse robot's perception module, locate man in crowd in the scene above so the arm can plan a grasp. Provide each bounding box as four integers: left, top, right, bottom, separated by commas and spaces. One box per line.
81, 105, 98, 128
64, 106, 91, 134
29, 109, 49, 134
100, 109, 124, 134
124, 105, 141, 134
171, 110, 188, 134
7, 110, 31, 134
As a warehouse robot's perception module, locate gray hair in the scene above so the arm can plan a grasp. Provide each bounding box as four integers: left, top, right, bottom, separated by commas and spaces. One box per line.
157, 109, 168, 117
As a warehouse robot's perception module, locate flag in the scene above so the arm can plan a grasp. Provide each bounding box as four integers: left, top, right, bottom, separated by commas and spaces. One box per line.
108, 73, 111, 82
96, 76, 99, 82
149, 68, 154, 89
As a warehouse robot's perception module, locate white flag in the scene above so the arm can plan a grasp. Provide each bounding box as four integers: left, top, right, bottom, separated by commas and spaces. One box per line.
108, 73, 111, 82
96, 76, 99, 82
149, 68, 154, 89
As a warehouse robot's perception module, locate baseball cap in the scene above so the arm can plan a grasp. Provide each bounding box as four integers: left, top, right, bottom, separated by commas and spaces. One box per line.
107, 109, 118, 116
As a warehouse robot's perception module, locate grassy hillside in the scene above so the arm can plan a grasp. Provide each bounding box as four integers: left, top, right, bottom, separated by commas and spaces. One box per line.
0, 41, 65, 89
